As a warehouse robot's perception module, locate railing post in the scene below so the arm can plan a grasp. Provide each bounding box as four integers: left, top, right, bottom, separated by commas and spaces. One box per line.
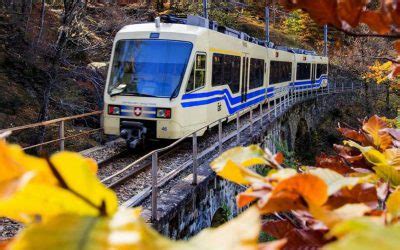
274, 98, 277, 117
218, 119, 222, 154
342, 82, 344, 92
268, 100, 271, 120
260, 103, 263, 126
59, 121, 65, 151
192, 132, 198, 185
236, 112, 240, 145
352, 82, 354, 91
250, 108, 253, 134
151, 152, 158, 221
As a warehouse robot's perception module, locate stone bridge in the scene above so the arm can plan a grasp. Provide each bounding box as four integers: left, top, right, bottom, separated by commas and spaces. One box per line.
141, 89, 359, 239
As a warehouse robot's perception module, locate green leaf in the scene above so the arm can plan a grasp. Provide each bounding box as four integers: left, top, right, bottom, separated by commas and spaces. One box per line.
373, 164, 400, 187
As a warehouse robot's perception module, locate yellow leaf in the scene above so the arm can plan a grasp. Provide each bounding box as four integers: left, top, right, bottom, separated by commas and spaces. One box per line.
0, 140, 117, 223
267, 168, 297, 181
384, 148, 400, 170
325, 219, 400, 250
49, 152, 117, 215
386, 187, 400, 221
309, 168, 361, 195
310, 203, 371, 228
177, 206, 260, 250
344, 141, 387, 166
9, 207, 261, 250
373, 164, 400, 187
210, 146, 267, 185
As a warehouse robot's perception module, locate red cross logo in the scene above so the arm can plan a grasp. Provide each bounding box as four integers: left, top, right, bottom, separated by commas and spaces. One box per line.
134, 107, 142, 116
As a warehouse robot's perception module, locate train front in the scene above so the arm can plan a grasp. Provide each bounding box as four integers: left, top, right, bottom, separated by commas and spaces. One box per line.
103, 22, 199, 148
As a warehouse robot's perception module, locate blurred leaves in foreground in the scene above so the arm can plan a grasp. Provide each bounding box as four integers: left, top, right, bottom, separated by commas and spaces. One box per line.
1, 114, 400, 250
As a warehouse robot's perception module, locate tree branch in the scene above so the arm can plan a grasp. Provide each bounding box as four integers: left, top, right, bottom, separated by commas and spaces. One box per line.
335, 27, 400, 39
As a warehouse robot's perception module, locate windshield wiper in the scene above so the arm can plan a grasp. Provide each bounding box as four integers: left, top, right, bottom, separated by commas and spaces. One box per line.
109, 83, 127, 97
170, 84, 181, 100
129, 93, 158, 97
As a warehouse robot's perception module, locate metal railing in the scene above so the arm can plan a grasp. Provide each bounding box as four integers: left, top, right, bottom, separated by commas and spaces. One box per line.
112, 82, 361, 221
0, 111, 103, 151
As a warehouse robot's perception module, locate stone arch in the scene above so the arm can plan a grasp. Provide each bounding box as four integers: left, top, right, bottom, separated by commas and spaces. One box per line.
280, 122, 292, 151
294, 118, 312, 161
210, 207, 230, 228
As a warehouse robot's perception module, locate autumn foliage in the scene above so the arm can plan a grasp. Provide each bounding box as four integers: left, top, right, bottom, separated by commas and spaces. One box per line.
278, 0, 400, 78
1, 112, 400, 249
211, 114, 400, 249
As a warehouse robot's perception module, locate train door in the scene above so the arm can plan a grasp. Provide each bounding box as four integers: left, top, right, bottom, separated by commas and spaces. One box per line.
311, 63, 316, 88
241, 55, 250, 103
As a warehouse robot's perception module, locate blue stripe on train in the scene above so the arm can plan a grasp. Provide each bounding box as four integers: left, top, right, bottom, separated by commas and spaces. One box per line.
181, 76, 328, 114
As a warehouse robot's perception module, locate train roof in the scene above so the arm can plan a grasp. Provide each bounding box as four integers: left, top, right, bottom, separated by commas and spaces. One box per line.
117, 22, 207, 36
116, 14, 328, 59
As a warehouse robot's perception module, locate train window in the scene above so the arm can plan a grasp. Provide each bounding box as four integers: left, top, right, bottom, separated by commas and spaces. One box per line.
186, 53, 207, 92
249, 58, 265, 89
212, 53, 240, 93
316, 64, 328, 79
269, 61, 292, 85
186, 64, 195, 92
109, 39, 193, 98
296, 63, 311, 80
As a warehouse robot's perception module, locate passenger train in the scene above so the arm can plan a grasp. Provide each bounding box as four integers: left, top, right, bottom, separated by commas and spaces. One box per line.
103, 15, 328, 148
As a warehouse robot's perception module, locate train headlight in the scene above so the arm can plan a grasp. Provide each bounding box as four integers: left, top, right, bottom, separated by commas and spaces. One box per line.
156, 108, 171, 119
108, 105, 121, 115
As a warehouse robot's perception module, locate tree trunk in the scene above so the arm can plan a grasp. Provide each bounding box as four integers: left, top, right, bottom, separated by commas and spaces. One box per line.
385, 83, 390, 112
36, 0, 46, 44
36, 0, 83, 152
363, 82, 372, 115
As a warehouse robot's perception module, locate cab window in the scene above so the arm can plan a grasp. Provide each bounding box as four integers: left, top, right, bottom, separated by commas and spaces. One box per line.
186, 53, 207, 92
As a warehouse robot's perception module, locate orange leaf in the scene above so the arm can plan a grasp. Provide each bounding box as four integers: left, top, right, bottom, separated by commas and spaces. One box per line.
337, 127, 370, 146
337, 0, 368, 27
260, 174, 328, 213
360, 10, 391, 34
362, 115, 392, 150
279, 0, 341, 27
236, 188, 267, 208
274, 152, 284, 165
391, 64, 400, 77
394, 40, 400, 54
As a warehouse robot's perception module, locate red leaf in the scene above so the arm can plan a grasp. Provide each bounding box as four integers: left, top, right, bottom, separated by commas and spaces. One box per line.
337, 127, 370, 145
315, 153, 354, 175
325, 183, 378, 209
333, 145, 364, 163
262, 220, 331, 249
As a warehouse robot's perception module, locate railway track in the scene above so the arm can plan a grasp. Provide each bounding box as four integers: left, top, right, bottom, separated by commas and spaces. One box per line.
98, 100, 270, 205
97, 88, 337, 206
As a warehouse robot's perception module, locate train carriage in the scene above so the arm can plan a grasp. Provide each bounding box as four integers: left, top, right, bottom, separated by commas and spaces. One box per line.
293, 53, 328, 92
103, 15, 329, 148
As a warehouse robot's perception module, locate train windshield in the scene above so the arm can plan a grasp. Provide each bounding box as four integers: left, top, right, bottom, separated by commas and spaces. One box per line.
108, 39, 193, 98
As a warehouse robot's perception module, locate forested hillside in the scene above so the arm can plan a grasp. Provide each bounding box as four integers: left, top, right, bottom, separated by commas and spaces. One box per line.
1, 0, 397, 129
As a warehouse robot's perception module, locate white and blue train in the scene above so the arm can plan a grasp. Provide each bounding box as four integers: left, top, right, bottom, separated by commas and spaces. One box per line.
103, 15, 328, 148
